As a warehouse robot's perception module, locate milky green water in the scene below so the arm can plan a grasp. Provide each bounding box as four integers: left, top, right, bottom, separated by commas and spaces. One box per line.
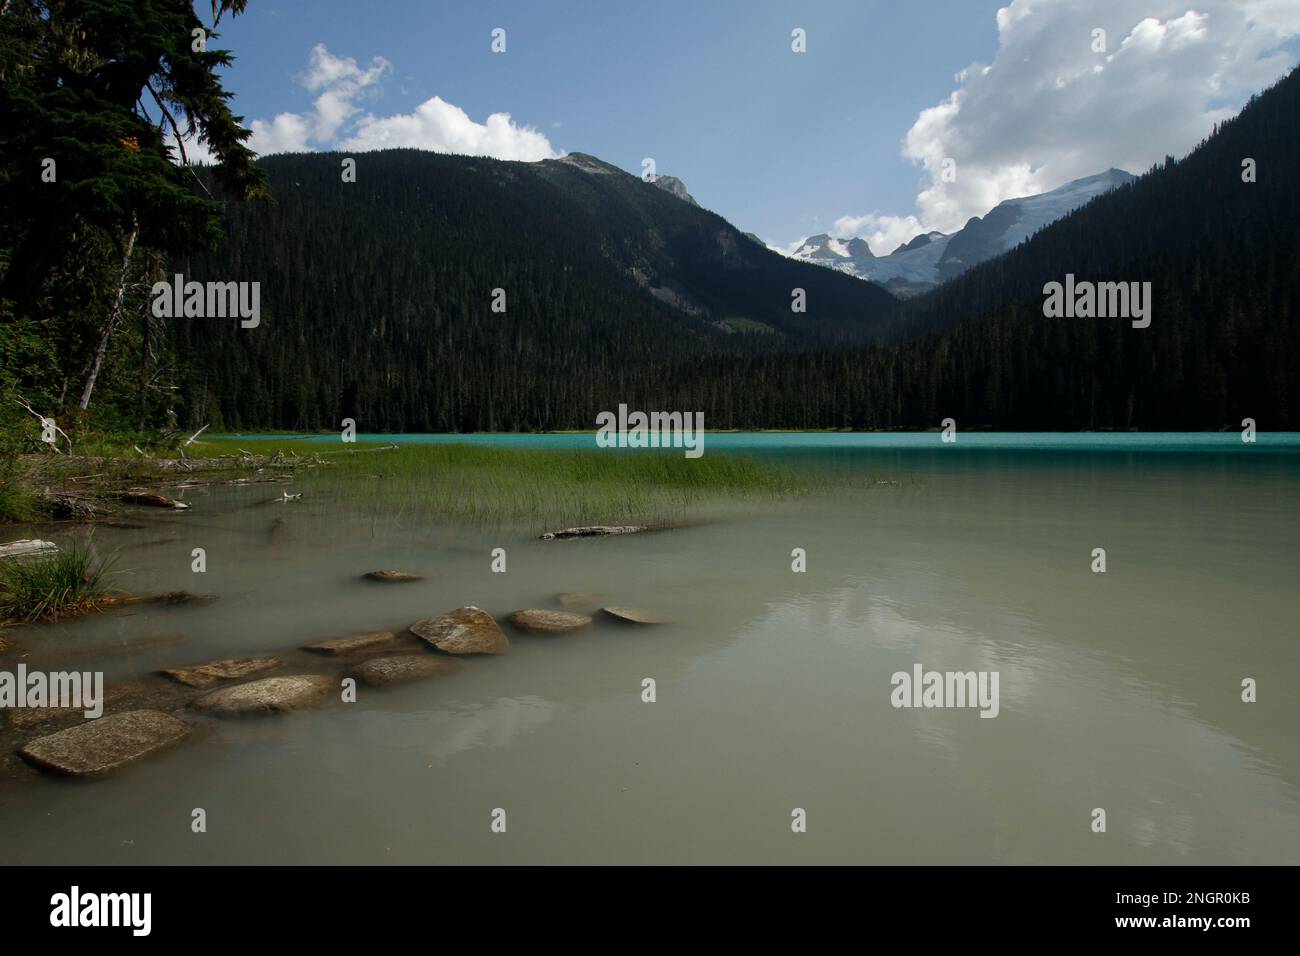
1, 434, 1297, 864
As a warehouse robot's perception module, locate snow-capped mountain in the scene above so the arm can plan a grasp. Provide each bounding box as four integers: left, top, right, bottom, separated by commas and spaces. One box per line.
789, 168, 1135, 296
789, 234, 876, 263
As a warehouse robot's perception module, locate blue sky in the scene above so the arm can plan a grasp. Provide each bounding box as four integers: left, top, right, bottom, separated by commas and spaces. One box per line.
202, 0, 1300, 253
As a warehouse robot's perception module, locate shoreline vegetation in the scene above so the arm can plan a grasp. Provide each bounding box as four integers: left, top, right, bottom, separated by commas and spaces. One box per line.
0, 436, 816, 624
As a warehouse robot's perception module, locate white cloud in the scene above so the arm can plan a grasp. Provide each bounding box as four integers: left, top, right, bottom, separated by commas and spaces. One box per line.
340, 97, 558, 161
238, 43, 558, 161
248, 112, 312, 154
831, 213, 927, 256
823, 0, 1298, 253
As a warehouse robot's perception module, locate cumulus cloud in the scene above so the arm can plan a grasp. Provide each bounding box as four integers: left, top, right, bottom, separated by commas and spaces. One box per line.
827, 0, 1299, 252
237, 43, 558, 161
339, 97, 558, 161
831, 213, 927, 256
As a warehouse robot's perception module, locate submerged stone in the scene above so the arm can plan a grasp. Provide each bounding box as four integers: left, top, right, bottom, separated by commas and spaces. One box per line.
302, 631, 401, 655
18, 710, 189, 777
160, 656, 283, 688
151, 591, 218, 606
409, 606, 509, 655
351, 655, 459, 687
555, 592, 605, 608
601, 607, 669, 625
190, 675, 334, 715
4, 682, 145, 730
364, 570, 424, 582
508, 609, 593, 635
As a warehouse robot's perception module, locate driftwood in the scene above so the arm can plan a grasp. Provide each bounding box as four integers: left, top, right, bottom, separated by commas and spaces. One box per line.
11, 395, 71, 455
0, 539, 58, 559
100, 591, 217, 608
45, 493, 105, 519
120, 491, 189, 510
539, 525, 646, 540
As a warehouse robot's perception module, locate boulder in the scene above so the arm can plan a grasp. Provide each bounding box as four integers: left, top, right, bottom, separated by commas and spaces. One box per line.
190, 675, 335, 715
363, 570, 424, 582
409, 606, 509, 655
601, 607, 669, 625
18, 710, 189, 777
508, 609, 593, 635
160, 656, 283, 688
302, 630, 401, 655
350, 655, 458, 687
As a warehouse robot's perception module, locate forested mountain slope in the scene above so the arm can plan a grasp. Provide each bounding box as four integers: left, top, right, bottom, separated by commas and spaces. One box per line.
174, 150, 896, 431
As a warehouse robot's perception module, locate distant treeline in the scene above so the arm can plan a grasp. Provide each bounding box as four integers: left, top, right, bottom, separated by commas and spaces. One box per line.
173, 66, 1300, 431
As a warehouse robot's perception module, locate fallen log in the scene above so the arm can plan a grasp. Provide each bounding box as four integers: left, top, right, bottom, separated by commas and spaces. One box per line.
99, 591, 217, 608
119, 491, 189, 510
0, 539, 58, 559
539, 525, 646, 540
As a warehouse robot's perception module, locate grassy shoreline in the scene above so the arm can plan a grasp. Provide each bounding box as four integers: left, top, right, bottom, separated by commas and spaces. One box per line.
1, 437, 806, 527
0, 438, 807, 622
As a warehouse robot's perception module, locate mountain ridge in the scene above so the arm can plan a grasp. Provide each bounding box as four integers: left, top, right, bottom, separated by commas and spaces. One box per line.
789, 168, 1136, 295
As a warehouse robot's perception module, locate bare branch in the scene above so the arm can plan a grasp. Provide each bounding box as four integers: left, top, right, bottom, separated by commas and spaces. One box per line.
146, 80, 214, 199
12, 394, 71, 455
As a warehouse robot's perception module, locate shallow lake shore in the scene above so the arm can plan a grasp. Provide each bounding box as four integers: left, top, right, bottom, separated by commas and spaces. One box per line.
1, 434, 1297, 864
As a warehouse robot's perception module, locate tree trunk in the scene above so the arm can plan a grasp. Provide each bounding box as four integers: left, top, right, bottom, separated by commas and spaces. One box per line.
79, 221, 138, 411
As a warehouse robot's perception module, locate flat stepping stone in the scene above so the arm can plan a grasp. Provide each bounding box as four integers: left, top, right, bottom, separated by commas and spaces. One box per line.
351, 655, 459, 687
601, 607, 669, 625
302, 631, 401, 655
540, 526, 645, 540
409, 606, 509, 655
191, 675, 335, 715
508, 609, 593, 635
18, 710, 189, 777
364, 570, 423, 582
160, 656, 283, 688
556, 592, 605, 608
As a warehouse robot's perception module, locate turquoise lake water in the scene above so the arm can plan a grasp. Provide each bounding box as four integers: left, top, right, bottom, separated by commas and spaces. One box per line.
1, 432, 1296, 864
237, 430, 1300, 453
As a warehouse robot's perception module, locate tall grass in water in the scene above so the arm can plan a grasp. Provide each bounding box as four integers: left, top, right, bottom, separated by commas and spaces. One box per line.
0, 543, 116, 623
194, 440, 805, 530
